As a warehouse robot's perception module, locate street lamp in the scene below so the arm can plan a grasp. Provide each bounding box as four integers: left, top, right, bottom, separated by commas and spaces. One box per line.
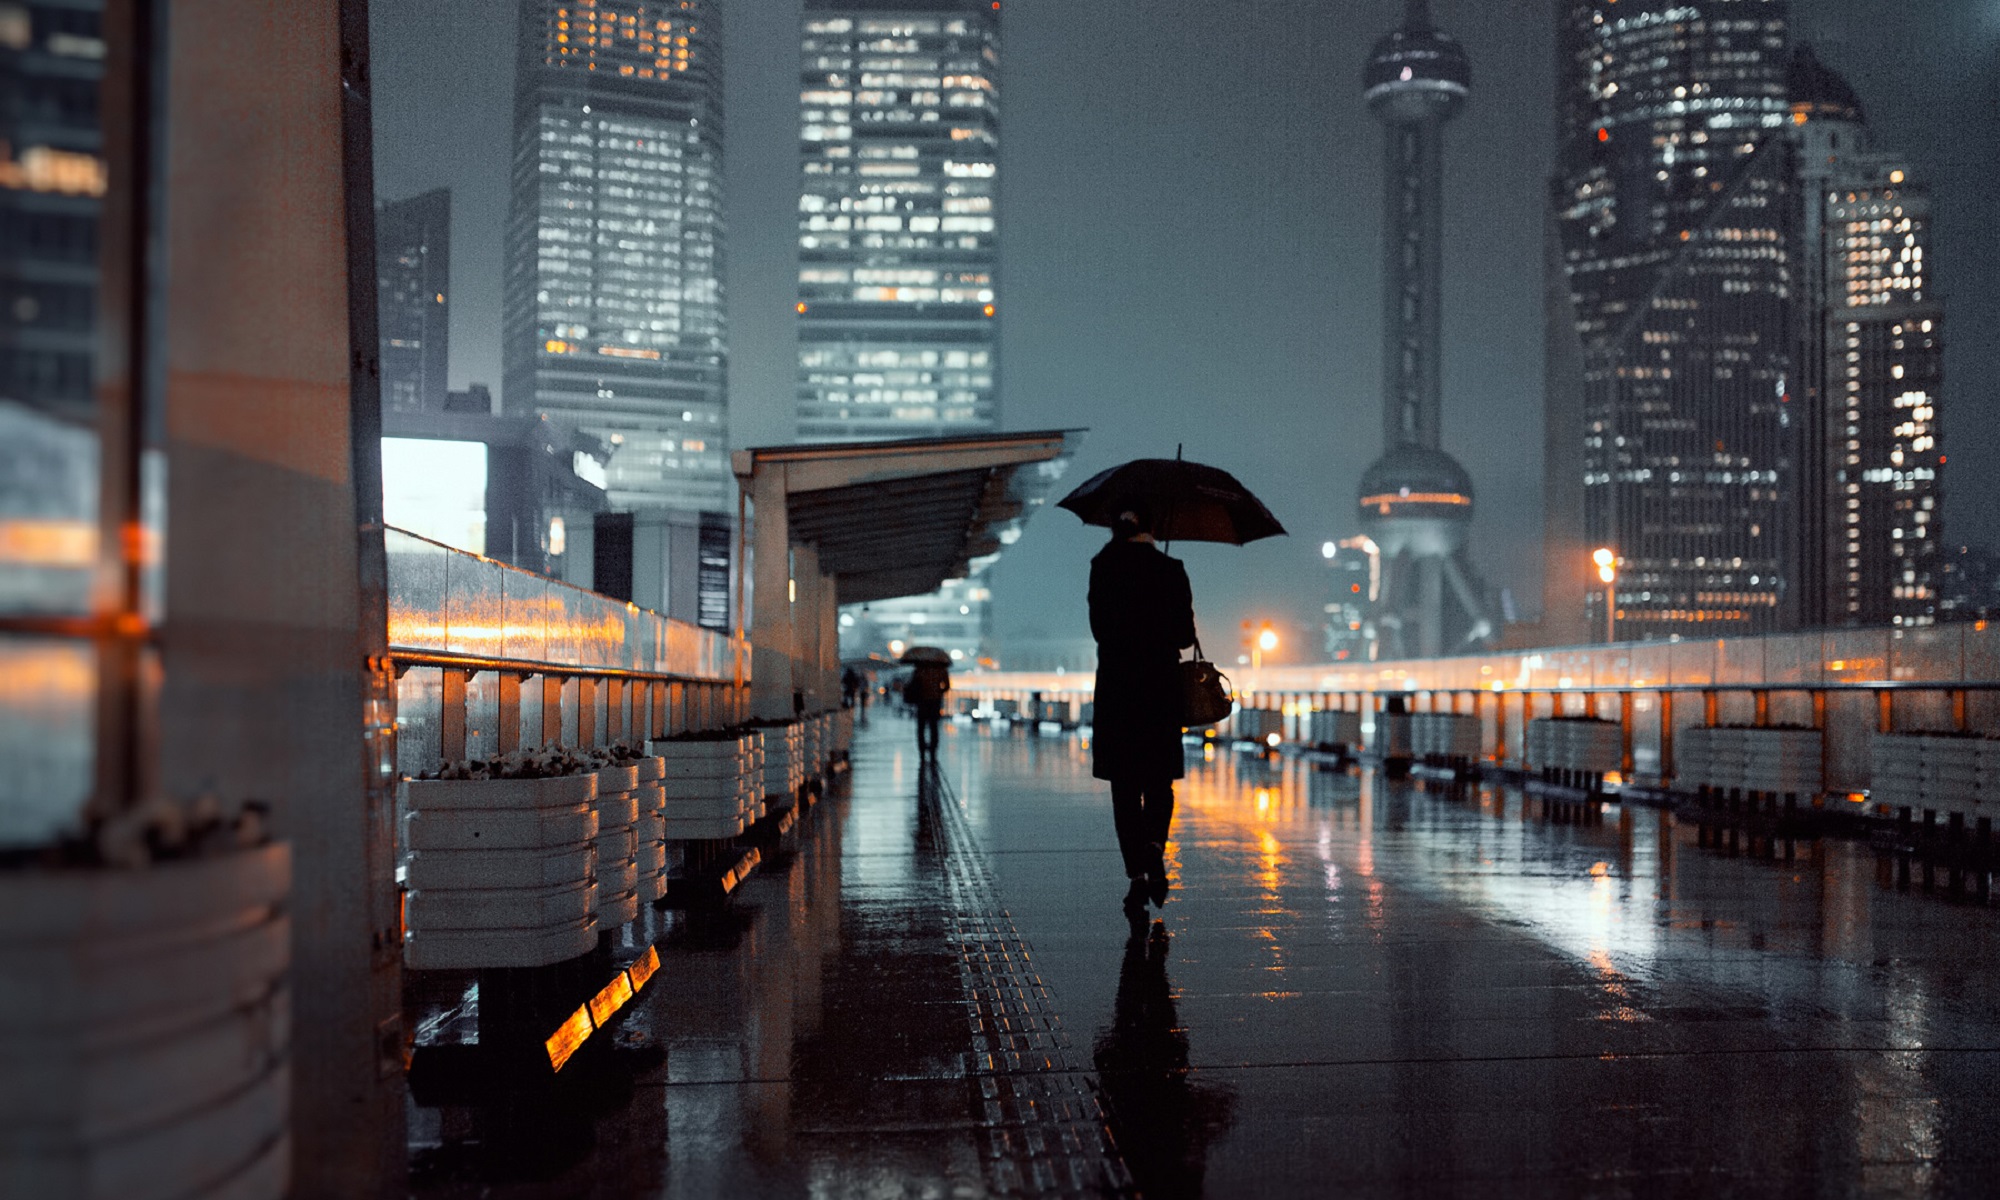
1592, 548, 1617, 644
1253, 624, 1277, 670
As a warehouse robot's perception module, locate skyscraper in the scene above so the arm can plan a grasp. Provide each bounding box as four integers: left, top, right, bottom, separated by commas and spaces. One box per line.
1789, 46, 1944, 627
1551, 0, 1798, 640
502, 0, 729, 516
377, 188, 451, 414
1355, 0, 1493, 660
796, 0, 1001, 666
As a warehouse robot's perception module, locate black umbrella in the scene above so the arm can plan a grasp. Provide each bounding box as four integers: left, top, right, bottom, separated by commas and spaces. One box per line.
899, 645, 952, 665
1057, 455, 1287, 545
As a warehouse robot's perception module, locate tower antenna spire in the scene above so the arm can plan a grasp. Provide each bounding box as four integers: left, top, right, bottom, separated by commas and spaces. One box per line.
1405, 0, 1433, 29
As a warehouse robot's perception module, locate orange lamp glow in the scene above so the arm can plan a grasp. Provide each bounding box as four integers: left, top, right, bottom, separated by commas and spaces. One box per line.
545, 1004, 595, 1072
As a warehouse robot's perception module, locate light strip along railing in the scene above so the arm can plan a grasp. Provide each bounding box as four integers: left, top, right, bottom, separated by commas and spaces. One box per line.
385, 528, 748, 775
961, 622, 2000, 797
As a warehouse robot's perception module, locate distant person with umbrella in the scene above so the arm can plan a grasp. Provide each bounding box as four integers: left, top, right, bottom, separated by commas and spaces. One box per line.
901, 646, 952, 760
1064, 453, 1286, 918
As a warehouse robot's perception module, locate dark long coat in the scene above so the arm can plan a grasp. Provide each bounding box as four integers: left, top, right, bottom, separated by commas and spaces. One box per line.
1089, 538, 1196, 783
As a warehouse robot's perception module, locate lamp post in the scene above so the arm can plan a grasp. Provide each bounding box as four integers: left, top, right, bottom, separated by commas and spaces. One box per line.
1592, 548, 1618, 645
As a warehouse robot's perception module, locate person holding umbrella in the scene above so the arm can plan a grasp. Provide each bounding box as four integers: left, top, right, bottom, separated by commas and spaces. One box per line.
1064, 453, 1286, 918
900, 646, 952, 760
1088, 504, 1196, 915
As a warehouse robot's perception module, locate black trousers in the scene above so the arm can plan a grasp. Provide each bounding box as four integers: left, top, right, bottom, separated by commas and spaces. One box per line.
1110, 779, 1175, 880
915, 700, 943, 756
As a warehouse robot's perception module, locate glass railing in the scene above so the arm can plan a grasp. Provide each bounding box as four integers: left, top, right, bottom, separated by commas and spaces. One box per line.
385, 526, 737, 681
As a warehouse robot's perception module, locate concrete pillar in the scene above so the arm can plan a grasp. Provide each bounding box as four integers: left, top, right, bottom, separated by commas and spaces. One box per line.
154, 0, 404, 1189
748, 464, 794, 720
1659, 691, 1677, 783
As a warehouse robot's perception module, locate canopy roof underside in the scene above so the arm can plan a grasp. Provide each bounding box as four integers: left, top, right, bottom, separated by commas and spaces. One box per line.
733, 431, 1080, 605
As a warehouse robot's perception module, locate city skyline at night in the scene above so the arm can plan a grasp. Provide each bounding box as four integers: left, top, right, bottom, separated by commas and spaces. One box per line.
377, 187, 453, 415
796, 0, 1004, 667
368, 0, 2000, 651
1790, 45, 1945, 628
500, 0, 732, 516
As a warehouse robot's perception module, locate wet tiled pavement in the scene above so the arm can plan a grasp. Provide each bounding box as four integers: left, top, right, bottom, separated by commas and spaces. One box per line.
411, 715, 2000, 1197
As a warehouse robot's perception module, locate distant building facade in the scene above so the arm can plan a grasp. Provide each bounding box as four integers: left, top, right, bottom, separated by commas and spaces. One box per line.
797, 0, 1002, 666
502, 0, 730, 516
1788, 47, 1943, 627
1550, 0, 1798, 640
377, 188, 451, 414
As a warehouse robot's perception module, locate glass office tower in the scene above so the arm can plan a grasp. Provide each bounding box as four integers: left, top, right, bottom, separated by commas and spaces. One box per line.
1552, 0, 1798, 639
502, 0, 730, 515
1789, 47, 1944, 627
377, 187, 451, 414
797, 0, 1001, 667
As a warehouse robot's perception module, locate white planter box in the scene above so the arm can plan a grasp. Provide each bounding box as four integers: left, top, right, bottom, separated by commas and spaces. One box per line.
633, 784, 665, 817
659, 775, 738, 801
406, 880, 596, 931
402, 773, 596, 811
403, 916, 595, 971
0, 845, 291, 1200
669, 795, 743, 822
661, 814, 745, 841
597, 890, 639, 928
595, 765, 640, 797
595, 792, 639, 832
631, 756, 665, 783
636, 839, 666, 876
404, 843, 594, 891
405, 804, 596, 852
597, 859, 639, 898
637, 872, 667, 904
649, 738, 745, 761
595, 827, 638, 862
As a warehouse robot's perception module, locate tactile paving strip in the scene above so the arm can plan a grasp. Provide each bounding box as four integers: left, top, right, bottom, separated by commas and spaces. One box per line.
927, 765, 1135, 1197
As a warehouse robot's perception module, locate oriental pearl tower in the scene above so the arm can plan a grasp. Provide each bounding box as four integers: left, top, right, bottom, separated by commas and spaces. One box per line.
1356, 0, 1493, 659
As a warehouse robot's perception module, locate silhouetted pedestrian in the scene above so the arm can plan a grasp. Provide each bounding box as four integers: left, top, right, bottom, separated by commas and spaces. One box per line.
904, 662, 949, 759
842, 666, 862, 709
1088, 506, 1195, 916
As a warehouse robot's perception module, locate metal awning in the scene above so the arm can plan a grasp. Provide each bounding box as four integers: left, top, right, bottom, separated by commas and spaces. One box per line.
731, 430, 1079, 605
731, 430, 1080, 719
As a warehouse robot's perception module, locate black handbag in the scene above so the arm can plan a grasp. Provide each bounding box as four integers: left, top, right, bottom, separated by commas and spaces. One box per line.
1179, 638, 1235, 727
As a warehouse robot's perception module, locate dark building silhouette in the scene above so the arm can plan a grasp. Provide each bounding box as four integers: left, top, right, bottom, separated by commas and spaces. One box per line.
1357, 0, 1493, 659
377, 188, 450, 414
1550, 0, 1799, 640
1788, 46, 1944, 628
502, 0, 730, 515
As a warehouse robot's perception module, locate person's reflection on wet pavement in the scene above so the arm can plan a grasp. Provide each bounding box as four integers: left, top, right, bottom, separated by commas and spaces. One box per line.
1092, 921, 1234, 1199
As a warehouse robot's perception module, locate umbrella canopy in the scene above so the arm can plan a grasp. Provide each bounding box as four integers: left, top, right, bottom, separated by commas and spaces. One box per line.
1058, 457, 1287, 545
899, 645, 952, 665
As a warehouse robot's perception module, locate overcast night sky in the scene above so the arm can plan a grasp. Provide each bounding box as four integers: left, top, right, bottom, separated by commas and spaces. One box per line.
371, 0, 2000, 657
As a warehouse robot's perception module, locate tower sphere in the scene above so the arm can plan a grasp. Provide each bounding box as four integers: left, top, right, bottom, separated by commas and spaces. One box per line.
1357, 444, 1476, 558
1363, 14, 1470, 125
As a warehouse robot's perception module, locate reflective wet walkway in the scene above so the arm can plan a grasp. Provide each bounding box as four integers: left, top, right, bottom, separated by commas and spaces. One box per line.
411, 715, 2000, 1198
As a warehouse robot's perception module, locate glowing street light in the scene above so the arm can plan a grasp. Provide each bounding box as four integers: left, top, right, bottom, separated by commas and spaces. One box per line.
1592, 548, 1618, 643
1251, 623, 1278, 670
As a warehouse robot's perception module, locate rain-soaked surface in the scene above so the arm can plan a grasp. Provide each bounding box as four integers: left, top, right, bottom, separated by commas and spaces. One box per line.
410, 713, 2000, 1198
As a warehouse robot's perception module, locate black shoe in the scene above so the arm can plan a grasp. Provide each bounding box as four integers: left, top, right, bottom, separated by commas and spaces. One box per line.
1122, 878, 1148, 919
1147, 872, 1170, 908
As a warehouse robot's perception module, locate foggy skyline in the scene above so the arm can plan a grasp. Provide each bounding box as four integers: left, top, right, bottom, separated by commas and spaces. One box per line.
371, 0, 2000, 657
